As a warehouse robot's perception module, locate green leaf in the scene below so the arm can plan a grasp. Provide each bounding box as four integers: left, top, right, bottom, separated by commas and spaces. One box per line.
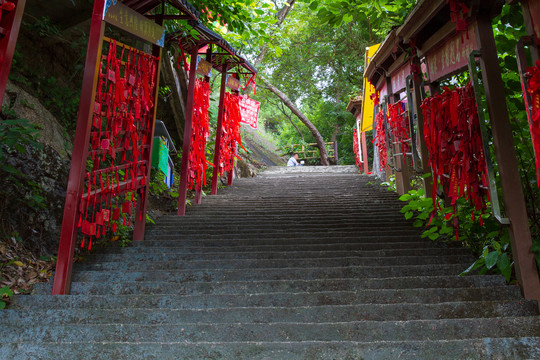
428, 233, 439, 240
413, 219, 423, 227
484, 251, 499, 269
404, 211, 413, 220
309, 1, 319, 10
0, 301, 5, 309
399, 194, 411, 201
497, 253, 510, 271
342, 13, 353, 23
460, 259, 484, 275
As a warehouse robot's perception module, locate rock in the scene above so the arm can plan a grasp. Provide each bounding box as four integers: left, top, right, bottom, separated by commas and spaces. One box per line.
3, 80, 72, 160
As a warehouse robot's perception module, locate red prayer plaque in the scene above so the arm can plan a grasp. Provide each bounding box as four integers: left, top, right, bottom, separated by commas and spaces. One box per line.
425, 23, 478, 82
239, 95, 260, 129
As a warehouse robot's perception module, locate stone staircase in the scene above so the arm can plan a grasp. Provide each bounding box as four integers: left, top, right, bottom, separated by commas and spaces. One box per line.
2, 166, 540, 359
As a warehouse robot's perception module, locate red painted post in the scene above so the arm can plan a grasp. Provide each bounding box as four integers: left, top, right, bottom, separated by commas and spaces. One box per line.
133, 22, 163, 241
475, 15, 540, 303
228, 169, 234, 186
194, 188, 202, 204
361, 131, 369, 174
0, 0, 26, 106
52, 0, 106, 295
193, 46, 213, 206
177, 45, 200, 216
210, 69, 228, 195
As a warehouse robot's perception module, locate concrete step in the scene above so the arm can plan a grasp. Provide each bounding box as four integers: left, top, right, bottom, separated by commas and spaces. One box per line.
138, 234, 425, 247
13, 287, 523, 310
1, 317, 539, 343
3, 338, 539, 360
34, 275, 507, 295
67, 263, 474, 283
92, 241, 454, 253
4, 301, 538, 326
83, 247, 473, 262
75, 255, 474, 271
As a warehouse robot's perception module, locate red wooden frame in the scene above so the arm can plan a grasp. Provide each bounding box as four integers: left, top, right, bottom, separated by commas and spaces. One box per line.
52, 0, 162, 294
0, 0, 25, 106
177, 46, 200, 216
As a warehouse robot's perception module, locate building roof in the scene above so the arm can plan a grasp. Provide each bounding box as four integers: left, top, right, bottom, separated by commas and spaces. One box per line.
167, 20, 257, 75
121, 0, 199, 20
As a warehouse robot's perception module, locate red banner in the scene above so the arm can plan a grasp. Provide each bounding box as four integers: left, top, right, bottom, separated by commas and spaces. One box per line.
239, 95, 260, 129
425, 23, 478, 82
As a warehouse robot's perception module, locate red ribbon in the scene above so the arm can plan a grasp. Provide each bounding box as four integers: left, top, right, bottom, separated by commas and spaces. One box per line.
420, 83, 489, 238
526, 59, 540, 186
372, 108, 388, 171
77, 37, 159, 249
353, 129, 362, 170
218, 92, 245, 177
187, 79, 212, 190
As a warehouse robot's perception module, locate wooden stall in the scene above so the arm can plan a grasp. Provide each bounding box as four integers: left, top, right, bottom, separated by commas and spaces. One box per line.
167, 21, 256, 215
365, 0, 540, 303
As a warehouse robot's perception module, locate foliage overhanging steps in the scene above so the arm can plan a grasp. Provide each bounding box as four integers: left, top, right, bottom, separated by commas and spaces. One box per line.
2, 165, 540, 359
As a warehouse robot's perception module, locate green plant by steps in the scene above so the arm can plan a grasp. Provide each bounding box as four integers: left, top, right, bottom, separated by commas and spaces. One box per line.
381, 174, 396, 192
399, 187, 513, 282
0, 286, 14, 309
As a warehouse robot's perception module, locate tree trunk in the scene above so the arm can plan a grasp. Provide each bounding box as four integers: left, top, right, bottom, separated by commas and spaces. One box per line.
161, 49, 188, 141
261, 76, 330, 165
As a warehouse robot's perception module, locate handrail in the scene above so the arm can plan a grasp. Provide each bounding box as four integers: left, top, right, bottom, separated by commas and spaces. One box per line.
468, 50, 510, 225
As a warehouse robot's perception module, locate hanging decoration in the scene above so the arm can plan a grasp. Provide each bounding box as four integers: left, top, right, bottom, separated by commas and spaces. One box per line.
421, 84, 489, 239
372, 108, 387, 171
218, 92, 245, 178
187, 78, 211, 190
388, 101, 411, 164
77, 38, 159, 250
526, 59, 540, 186
447, 0, 470, 40
353, 129, 362, 170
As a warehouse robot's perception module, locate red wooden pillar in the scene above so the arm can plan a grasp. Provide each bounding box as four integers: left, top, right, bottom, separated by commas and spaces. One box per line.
52, 0, 106, 295
177, 45, 200, 216
211, 68, 229, 195
475, 15, 540, 302
0, 0, 26, 106
193, 46, 213, 205
361, 131, 369, 174
133, 19, 163, 241
228, 168, 234, 186
386, 78, 410, 195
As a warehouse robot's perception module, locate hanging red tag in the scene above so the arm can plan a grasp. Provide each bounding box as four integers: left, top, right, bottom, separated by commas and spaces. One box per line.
81, 220, 97, 236
122, 201, 132, 215
96, 211, 105, 226
102, 209, 110, 222
101, 139, 110, 150
112, 208, 120, 220
108, 69, 116, 83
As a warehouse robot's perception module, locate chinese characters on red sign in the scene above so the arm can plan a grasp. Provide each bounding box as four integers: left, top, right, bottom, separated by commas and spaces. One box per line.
391, 63, 410, 93
239, 95, 260, 129
104, 1, 164, 46
226, 75, 240, 91
196, 58, 212, 77
425, 24, 478, 82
